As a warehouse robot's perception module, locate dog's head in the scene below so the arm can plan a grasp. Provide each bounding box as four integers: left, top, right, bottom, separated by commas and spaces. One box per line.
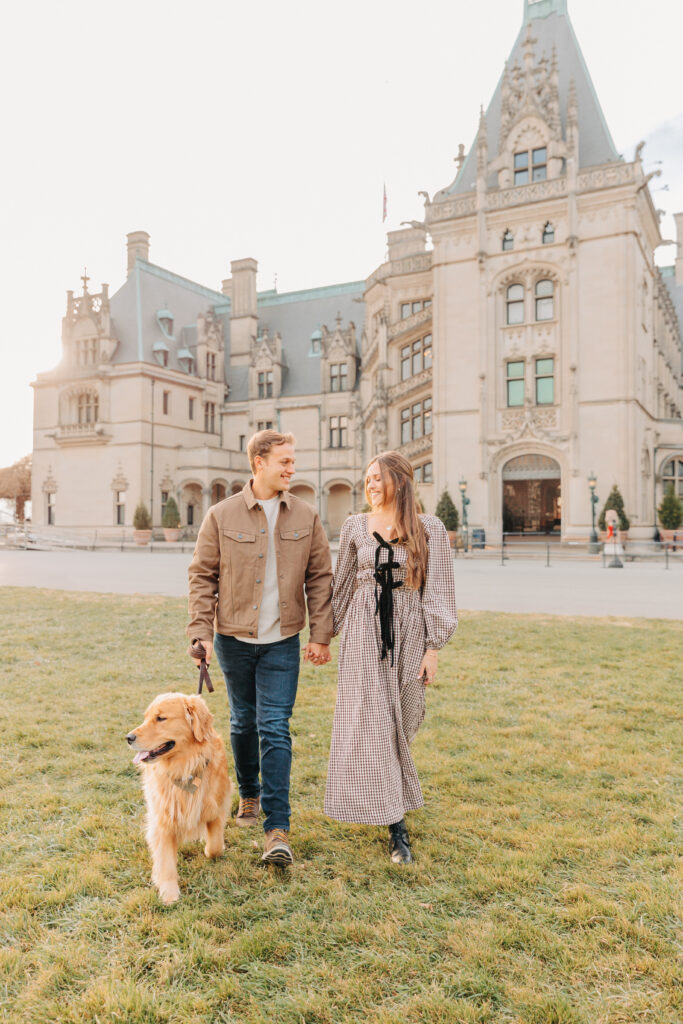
126, 692, 213, 765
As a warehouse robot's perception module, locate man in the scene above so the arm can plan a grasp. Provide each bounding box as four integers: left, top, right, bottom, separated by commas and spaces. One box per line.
187, 430, 332, 865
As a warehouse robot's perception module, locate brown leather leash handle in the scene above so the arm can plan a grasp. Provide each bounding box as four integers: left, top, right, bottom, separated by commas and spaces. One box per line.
190, 641, 215, 695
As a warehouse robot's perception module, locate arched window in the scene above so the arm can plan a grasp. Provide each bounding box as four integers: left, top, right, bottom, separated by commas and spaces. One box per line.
506, 284, 524, 325
502, 229, 514, 252
662, 458, 683, 498
542, 222, 555, 244
535, 279, 554, 321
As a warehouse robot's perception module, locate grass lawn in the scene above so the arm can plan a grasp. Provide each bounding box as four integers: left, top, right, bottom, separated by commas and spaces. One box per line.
0, 588, 680, 1024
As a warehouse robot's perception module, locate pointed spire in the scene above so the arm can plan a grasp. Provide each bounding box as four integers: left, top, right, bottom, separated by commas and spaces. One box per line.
476, 105, 488, 176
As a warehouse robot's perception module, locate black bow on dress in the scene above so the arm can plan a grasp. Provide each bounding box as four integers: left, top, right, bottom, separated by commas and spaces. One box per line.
373, 532, 403, 665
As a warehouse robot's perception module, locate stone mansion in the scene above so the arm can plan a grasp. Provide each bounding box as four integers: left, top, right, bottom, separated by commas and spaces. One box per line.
32, 0, 683, 541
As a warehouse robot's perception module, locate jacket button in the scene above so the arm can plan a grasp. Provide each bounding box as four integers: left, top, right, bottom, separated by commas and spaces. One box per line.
261, 528, 266, 533
249, 631, 254, 636
252, 604, 258, 610
237, 533, 242, 538
282, 601, 287, 607
259, 553, 264, 559
294, 532, 299, 537
256, 578, 261, 584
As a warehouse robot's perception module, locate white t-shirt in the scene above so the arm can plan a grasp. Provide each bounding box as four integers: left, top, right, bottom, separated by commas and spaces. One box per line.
239, 496, 296, 645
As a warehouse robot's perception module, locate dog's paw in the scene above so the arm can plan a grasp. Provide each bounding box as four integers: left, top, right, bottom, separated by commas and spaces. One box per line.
158, 882, 180, 904
204, 840, 225, 859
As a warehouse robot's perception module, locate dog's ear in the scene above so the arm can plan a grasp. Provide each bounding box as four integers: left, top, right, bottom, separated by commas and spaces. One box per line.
184, 695, 212, 743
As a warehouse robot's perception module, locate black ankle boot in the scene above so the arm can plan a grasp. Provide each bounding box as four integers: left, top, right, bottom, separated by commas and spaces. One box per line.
388, 819, 412, 864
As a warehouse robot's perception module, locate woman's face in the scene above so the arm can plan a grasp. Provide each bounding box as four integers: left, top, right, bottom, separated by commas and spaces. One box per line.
366, 461, 395, 509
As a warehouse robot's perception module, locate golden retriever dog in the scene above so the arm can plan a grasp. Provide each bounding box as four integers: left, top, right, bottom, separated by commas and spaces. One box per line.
126, 692, 232, 904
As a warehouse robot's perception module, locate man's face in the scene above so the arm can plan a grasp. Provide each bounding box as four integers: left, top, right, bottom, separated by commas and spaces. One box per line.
254, 443, 296, 495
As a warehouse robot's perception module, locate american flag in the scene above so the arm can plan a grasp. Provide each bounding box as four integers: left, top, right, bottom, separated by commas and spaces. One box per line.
382, 183, 387, 222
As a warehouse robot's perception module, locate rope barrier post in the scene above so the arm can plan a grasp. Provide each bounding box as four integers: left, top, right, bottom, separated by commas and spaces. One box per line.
665, 543, 669, 571
546, 543, 550, 568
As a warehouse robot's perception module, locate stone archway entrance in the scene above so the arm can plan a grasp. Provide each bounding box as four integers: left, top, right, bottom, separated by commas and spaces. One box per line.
502, 454, 561, 537
326, 483, 353, 539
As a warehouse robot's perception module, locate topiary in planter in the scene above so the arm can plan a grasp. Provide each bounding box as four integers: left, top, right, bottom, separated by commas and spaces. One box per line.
598, 484, 630, 532
658, 483, 683, 531
435, 490, 459, 532
162, 495, 180, 529
133, 502, 152, 531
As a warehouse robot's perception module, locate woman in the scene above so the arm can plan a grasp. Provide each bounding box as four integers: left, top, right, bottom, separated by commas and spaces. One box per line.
324, 451, 457, 863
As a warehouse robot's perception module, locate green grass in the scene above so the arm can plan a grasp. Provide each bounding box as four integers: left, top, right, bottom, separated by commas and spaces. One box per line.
0, 588, 680, 1024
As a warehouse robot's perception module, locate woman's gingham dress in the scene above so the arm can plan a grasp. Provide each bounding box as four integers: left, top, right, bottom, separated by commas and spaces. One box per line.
324, 514, 458, 826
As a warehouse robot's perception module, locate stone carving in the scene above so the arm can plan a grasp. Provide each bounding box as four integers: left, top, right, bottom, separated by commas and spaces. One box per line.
399, 435, 432, 458
501, 403, 557, 439
42, 468, 57, 493
486, 177, 567, 210
387, 307, 432, 340
389, 368, 432, 402
111, 464, 129, 492
500, 27, 561, 148
427, 196, 477, 223
577, 164, 636, 191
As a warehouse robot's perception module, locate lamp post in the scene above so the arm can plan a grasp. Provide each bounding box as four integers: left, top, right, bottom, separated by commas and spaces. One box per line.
459, 477, 470, 553
588, 471, 600, 553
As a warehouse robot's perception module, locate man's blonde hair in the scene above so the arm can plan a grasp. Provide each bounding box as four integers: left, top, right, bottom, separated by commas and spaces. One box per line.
247, 429, 296, 472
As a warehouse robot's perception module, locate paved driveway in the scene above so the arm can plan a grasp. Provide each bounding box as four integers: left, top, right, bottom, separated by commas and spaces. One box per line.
1, 549, 681, 619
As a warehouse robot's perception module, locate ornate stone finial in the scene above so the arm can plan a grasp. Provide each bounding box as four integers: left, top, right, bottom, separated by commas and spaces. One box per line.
81, 268, 90, 294
522, 23, 538, 75
336, 311, 342, 329
477, 107, 488, 177
454, 143, 466, 173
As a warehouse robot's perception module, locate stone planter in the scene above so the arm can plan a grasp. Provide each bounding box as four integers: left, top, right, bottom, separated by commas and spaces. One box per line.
446, 530, 458, 549
163, 528, 181, 542
659, 529, 681, 546
133, 529, 152, 546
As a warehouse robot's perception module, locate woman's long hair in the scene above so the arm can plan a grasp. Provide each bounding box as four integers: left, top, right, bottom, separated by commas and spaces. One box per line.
365, 451, 428, 590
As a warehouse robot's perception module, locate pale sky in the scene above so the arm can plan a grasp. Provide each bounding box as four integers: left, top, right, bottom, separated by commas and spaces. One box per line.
2, 0, 682, 470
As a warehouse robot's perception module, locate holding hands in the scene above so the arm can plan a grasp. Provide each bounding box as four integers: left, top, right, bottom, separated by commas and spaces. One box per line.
304, 642, 331, 667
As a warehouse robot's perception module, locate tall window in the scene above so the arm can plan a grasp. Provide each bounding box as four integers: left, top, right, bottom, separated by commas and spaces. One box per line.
76, 391, 98, 424
161, 491, 169, 521
401, 335, 432, 381
502, 229, 514, 251
506, 361, 525, 407
258, 370, 273, 398
207, 353, 217, 380
47, 492, 55, 525
400, 398, 432, 444
76, 338, 98, 365
188, 397, 195, 421
115, 491, 125, 525
535, 279, 554, 321
542, 222, 555, 244
329, 416, 348, 448
514, 147, 547, 185
257, 420, 273, 431
662, 458, 683, 498
204, 402, 216, 433
162, 391, 170, 415
506, 284, 524, 325
330, 363, 348, 392
535, 358, 555, 405
239, 435, 246, 452
187, 504, 195, 527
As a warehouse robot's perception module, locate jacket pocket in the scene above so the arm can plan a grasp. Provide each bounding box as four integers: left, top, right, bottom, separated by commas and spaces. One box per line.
224, 530, 256, 543
280, 527, 310, 542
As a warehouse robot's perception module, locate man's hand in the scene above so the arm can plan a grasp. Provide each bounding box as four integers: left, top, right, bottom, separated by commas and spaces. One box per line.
189, 639, 213, 667
303, 642, 331, 666
418, 649, 438, 685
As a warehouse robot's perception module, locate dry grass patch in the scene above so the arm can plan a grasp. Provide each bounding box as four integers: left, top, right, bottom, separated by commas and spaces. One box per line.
0, 589, 680, 1023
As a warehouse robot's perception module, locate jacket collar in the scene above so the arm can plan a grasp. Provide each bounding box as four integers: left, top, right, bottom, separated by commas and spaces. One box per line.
242, 478, 292, 511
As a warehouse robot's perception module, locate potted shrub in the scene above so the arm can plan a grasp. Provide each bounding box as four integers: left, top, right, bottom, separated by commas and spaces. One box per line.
435, 489, 460, 547
133, 501, 153, 545
598, 484, 630, 541
658, 483, 683, 543
162, 495, 181, 542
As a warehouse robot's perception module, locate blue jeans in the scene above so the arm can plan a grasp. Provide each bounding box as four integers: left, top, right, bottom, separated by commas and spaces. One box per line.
213, 632, 300, 833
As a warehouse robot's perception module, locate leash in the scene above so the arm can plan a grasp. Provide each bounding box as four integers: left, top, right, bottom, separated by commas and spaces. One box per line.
189, 640, 214, 695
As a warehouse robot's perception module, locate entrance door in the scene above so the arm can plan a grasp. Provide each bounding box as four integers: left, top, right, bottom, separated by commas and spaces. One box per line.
502, 454, 561, 536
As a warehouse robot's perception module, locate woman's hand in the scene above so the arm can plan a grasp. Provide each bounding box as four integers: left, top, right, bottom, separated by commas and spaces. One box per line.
418, 649, 438, 685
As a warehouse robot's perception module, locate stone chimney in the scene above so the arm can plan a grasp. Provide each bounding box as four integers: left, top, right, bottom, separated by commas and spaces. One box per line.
674, 213, 683, 286
127, 231, 150, 276
229, 258, 258, 363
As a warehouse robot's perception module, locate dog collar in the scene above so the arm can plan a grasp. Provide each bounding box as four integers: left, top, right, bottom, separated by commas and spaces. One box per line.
173, 757, 209, 793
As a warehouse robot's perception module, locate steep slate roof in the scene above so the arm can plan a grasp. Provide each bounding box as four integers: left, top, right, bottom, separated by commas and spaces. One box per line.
660, 267, 683, 371
445, 0, 620, 196
108, 259, 365, 399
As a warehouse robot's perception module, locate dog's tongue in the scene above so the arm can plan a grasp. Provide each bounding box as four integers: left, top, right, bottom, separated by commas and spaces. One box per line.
133, 751, 150, 765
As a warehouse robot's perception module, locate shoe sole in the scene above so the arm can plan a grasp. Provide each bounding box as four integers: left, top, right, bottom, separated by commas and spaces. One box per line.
235, 817, 259, 827
261, 846, 293, 866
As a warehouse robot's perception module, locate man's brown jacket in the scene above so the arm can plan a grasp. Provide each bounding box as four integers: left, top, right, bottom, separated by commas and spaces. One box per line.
187, 481, 333, 644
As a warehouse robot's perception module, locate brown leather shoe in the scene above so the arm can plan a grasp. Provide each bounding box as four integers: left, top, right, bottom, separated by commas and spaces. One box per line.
235, 796, 260, 827
261, 828, 293, 865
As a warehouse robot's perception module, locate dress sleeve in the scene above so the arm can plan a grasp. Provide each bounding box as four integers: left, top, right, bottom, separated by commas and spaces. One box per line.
332, 517, 358, 637
421, 516, 458, 650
